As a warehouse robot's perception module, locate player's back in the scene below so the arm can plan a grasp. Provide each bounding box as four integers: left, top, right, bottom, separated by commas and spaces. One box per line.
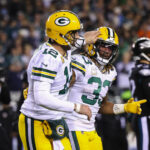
65, 54, 117, 131
21, 42, 72, 120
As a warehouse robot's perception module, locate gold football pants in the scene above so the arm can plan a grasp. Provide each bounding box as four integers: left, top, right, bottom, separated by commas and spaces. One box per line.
69, 130, 103, 150
18, 113, 72, 150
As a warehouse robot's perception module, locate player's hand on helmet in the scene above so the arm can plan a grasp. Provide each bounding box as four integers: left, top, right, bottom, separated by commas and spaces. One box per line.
124, 98, 147, 115
23, 88, 28, 99
74, 104, 92, 120
84, 31, 100, 44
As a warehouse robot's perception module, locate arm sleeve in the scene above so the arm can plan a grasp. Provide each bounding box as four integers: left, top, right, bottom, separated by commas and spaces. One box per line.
33, 80, 75, 112
31, 52, 59, 84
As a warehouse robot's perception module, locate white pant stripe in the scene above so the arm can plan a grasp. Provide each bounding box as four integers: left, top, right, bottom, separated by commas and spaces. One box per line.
141, 117, 149, 150
69, 132, 76, 150
27, 118, 33, 150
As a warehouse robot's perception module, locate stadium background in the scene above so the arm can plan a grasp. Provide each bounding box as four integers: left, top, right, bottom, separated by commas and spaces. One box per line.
0, 0, 150, 150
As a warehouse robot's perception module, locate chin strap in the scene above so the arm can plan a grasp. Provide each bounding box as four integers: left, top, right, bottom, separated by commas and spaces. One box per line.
95, 52, 111, 66
62, 35, 72, 48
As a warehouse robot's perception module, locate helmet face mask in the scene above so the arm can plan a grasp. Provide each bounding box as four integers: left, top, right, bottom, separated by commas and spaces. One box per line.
87, 27, 119, 65
95, 40, 118, 60
64, 30, 79, 46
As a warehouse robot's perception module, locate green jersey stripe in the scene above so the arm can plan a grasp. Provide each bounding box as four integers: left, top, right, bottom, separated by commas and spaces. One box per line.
72, 65, 85, 76
71, 60, 85, 69
32, 72, 55, 79
33, 67, 57, 74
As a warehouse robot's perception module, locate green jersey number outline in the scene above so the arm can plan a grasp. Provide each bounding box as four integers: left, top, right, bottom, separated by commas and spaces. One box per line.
82, 56, 92, 64
42, 49, 58, 58
59, 66, 72, 95
81, 77, 110, 106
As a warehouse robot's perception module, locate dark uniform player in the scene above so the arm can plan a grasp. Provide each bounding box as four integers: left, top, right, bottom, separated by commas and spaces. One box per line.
129, 37, 150, 150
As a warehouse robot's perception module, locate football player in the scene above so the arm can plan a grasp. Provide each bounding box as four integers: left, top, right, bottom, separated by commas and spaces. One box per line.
65, 27, 147, 150
129, 37, 150, 150
18, 10, 100, 150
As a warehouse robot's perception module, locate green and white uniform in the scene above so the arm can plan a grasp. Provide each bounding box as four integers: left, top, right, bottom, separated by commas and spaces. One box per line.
20, 42, 73, 120
65, 54, 117, 131
19, 42, 74, 150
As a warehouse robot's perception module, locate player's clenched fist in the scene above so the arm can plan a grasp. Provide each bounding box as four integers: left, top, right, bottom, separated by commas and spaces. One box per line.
23, 88, 28, 99
74, 104, 92, 120
84, 31, 100, 44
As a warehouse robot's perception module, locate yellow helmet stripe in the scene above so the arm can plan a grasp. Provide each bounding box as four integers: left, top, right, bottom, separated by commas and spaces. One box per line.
107, 27, 115, 39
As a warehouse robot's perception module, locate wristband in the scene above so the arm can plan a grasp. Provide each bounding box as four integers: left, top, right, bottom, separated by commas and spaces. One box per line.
113, 104, 125, 114
74, 103, 81, 113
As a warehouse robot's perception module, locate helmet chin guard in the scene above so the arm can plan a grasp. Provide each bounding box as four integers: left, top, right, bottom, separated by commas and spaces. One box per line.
95, 52, 113, 65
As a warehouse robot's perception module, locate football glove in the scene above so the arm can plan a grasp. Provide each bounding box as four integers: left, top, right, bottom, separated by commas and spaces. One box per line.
42, 120, 52, 137
23, 88, 28, 99
124, 98, 147, 115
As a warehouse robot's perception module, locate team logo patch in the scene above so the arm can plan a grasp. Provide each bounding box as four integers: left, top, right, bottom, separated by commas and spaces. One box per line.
56, 125, 65, 136
55, 17, 70, 26
91, 66, 97, 75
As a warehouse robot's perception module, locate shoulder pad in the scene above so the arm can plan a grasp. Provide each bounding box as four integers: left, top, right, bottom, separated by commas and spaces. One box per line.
71, 54, 86, 76
102, 64, 117, 81
102, 64, 116, 73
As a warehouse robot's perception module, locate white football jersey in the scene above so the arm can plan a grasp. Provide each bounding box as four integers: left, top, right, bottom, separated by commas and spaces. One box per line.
21, 42, 72, 120
65, 54, 117, 131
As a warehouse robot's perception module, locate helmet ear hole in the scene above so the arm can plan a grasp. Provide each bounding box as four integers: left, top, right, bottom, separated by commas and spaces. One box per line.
59, 33, 63, 38
47, 28, 51, 32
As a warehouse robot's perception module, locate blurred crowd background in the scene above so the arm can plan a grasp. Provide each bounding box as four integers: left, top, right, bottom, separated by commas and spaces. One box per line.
0, 0, 150, 150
